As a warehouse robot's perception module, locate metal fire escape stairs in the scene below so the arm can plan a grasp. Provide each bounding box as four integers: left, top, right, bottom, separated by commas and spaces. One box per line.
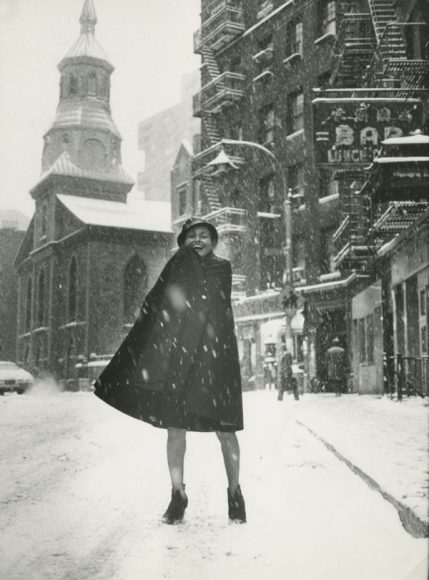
366, 0, 428, 94
330, 10, 376, 87
333, 182, 373, 270
200, 45, 222, 212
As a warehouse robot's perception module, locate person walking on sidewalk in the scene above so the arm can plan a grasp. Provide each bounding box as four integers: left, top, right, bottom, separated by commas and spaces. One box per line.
94, 217, 246, 525
278, 346, 299, 400
327, 338, 346, 396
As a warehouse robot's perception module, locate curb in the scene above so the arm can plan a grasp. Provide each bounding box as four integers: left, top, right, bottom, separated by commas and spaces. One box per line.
297, 420, 429, 539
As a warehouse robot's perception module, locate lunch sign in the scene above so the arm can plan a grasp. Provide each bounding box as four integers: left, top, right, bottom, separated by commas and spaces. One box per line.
313, 98, 422, 166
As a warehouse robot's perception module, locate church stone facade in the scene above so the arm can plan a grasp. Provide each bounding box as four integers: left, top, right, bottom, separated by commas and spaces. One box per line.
15, 0, 172, 387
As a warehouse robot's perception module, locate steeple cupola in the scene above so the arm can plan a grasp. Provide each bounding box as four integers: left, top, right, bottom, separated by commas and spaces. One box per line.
35, 0, 133, 201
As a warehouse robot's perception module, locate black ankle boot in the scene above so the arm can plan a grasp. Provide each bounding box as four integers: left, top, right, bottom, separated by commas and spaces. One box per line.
228, 485, 246, 523
163, 486, 188, 524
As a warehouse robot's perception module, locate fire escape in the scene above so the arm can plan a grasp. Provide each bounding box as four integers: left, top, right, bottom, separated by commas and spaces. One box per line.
192, 0, 247, 298
330, 10, 376, 87
330, 0, 429, 272
365, 0, 429, 93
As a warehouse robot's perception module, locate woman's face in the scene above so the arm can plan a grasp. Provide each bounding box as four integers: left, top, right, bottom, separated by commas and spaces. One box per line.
183, 225, 215, 257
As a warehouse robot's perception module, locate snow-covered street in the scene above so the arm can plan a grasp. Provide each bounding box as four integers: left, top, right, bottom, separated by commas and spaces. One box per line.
1, 387, 427, 580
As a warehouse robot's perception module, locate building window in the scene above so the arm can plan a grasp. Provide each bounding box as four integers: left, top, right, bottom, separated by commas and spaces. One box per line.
319, 171, 340, 199
320, 228, 336, 274
287, 91, 304, 133
25, 278, 32, 332
124, 256, 147, 324
420, 289, 426, 315
288, 163, 304, 197
88, 72, 97, 96
177, 186, 187, 216
69, 75, 79, 96
258, 175, 276, 213
256, 33, 273, 74
259, 104, 275, 145
319, 0, 336, 37
37, 269, 47, 328
286, 20, 303, 56
422, 327, 427, 353
229, 120, 243, 141
68, 257, 78, 322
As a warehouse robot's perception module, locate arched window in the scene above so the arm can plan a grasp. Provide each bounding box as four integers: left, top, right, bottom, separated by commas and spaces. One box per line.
124, 256, 147, 323
69, 75, 79, 96
37, 269, 46, 327
25, 278, 32, 332
68, 257, 78, 321
88, 72, 97, 96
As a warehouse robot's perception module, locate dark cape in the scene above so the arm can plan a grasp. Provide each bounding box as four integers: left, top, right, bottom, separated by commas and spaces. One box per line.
94, 245, 243, 432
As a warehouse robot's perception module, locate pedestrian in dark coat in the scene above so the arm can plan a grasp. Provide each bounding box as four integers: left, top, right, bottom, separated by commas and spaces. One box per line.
326, 337, 346, 396
94, 217, 245, 524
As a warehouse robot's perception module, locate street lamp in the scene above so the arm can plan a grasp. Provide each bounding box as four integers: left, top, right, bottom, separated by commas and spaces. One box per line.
207, 138, 298, 352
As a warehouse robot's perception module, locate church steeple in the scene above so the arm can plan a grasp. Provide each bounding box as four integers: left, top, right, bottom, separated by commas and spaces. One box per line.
80, 0, 97, 34
35, 0, 133, 201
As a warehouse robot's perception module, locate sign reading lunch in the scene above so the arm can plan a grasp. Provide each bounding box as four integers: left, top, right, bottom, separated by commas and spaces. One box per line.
313, 98, 422, 165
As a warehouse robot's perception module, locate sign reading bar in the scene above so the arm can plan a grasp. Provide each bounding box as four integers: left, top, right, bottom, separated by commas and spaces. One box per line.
313, 98, 422, 166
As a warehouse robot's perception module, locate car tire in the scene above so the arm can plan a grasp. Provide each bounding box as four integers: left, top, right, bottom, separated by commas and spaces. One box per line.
17, 389, 25, 395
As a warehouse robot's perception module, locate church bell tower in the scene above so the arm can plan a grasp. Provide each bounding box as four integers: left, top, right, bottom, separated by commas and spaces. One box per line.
36, 0, 133, 203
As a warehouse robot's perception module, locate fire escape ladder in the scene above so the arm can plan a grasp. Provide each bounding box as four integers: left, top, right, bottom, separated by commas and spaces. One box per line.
200, 45, 222, 148
366, 0, 409, 87
330, 12, 375, 86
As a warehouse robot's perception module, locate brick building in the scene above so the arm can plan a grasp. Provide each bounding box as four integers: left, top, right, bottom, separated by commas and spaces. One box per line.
15, 0, 172, 386
171, 0, 428, 389
0, 214, 29, 361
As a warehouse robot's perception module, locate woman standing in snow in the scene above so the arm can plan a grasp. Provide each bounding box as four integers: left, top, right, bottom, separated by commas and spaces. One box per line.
94, 217, 246, 524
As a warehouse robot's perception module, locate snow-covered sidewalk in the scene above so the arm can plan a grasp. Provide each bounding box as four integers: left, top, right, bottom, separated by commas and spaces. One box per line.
287, 393, 429, 534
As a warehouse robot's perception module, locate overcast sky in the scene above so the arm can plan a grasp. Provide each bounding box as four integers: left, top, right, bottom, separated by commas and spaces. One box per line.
0, 0, 200, 216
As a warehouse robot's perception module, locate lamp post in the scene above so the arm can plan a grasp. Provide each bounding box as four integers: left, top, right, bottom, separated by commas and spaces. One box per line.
207, 138, 297, 352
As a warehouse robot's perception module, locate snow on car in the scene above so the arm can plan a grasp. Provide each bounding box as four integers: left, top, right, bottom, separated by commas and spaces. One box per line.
0, 361, 34, 395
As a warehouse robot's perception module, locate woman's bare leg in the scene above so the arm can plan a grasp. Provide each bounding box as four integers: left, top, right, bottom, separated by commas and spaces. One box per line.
167, 428, 187, 490
216, 431, 240, 493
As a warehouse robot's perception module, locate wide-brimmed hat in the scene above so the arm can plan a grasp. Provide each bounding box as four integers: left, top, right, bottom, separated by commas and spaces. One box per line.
177, 217, 219, 247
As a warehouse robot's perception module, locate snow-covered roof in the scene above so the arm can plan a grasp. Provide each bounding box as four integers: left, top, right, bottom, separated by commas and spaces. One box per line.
57, 194, 173, 233
50, 100, 121, 137
31, 152, 133, 194
375, 157, 429, 163
382, 133, 429, 146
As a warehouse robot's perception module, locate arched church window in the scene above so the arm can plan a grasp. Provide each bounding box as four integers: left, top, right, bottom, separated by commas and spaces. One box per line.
37, 269, 47, 327
88, 72, 97, 96
25, 277, 32, 332
69, 75, 79, 96
68, 257, 78, 322
124, 256, 147, 323
99, 74, 108, 98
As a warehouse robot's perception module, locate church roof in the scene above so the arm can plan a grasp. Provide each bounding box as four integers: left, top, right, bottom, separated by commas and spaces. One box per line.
50, 99, 121, 137
57, 194, 173, 233
59, 0, 113, 71
31, 152, 133, 194
63, 33, 111, 65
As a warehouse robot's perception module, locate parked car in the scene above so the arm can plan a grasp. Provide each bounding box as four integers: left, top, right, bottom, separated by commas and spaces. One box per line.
0, 361, 34, 395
